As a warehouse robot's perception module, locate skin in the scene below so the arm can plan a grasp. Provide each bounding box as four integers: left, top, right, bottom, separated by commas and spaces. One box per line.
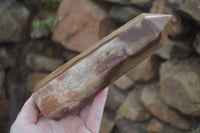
10, 87, 108, 133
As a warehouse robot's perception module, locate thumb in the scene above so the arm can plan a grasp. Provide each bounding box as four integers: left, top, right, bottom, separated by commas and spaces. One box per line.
16, 96, 39, 124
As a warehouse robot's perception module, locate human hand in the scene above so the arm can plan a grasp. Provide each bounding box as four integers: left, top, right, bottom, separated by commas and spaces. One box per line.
10, 87, 108, 133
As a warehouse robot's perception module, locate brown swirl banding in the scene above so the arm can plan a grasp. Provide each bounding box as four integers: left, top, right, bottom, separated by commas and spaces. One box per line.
32, 13, 172, 119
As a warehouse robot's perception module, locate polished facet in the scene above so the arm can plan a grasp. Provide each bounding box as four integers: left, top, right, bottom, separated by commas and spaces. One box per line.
32, 13, 172, 119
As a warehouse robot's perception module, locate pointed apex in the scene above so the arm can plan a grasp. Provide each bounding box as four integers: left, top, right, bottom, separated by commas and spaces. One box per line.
142, 13, 172, 31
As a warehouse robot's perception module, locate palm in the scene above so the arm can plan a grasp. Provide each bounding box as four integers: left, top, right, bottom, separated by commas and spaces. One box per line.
11, 88, 108, 133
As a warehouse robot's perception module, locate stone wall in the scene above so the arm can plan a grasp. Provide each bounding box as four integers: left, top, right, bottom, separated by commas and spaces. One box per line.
0, 0, 200, 133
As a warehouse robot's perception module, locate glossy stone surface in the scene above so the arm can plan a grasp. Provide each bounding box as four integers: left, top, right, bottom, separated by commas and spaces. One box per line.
32, 13, 172, 119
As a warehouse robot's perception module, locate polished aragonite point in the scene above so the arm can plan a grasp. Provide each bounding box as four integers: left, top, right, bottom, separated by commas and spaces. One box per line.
32, 13, 172, 119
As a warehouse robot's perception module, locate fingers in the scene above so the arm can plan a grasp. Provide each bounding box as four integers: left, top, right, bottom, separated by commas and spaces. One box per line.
86, 87, 108, 133
16, 95, 39, 124
79, 98, 93, 121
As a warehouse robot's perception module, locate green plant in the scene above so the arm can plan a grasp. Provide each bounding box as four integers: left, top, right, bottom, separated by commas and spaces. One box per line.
42, 0, 62, 10
33, 16, 55, 30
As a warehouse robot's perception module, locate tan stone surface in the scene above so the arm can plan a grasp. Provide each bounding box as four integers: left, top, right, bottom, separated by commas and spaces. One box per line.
113, 75, 134, 90
128, 56, 161, 82
147, 119, 163, 133
118, 88, 151, 121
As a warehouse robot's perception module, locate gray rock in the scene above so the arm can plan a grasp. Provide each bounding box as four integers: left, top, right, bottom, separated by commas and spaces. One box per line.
193, 32, 200, 55
24, 0, 41, 7
0, 48, 14, 69
113, 75, 134, 90
147, 119, 188, 133
156, 37, 193, 59
116, 118, 146, 133
100, 110, 115, 133
27, 73, 48, 90
128, 56, 161, 83
103, 0, 152, 6
26, 53, 64, 72
31, 10, 56, 39
160, 57, 200, 116
118, 88, 151, 122
109, 5, 142, 23
0, 70, 5, 99
0, 3, 30, 42
166, 0, 200, 24
62, 49, 79, 61
141, 83, 191, 129
105, 85, 126, 111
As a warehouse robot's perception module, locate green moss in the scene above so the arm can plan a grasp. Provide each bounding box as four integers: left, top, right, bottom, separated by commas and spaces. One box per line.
42, 0, 62, 10
33, 16, 55, 29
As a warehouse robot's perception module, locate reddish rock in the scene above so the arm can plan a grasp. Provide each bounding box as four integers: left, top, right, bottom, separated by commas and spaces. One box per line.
105, 85, 126, 111
166, 0, 200, 23
128, 56, 161, 82
0, 3, 30, 42
160, 57, 200, 116
0, 48, 14, 69
193, 32, 200, 55
140, 83, 191, 129
113, 75, 134, 90
150, 0, 166, 13
26, 53, 64, 72
52, 0, 114, 52
100, 110, 115, 133
147, 119, 163, 133
118, 88, 151, 122
27, 73, 48, 90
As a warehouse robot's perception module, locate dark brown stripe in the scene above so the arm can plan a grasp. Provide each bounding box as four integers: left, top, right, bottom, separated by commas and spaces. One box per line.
35, 18, 161, 91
